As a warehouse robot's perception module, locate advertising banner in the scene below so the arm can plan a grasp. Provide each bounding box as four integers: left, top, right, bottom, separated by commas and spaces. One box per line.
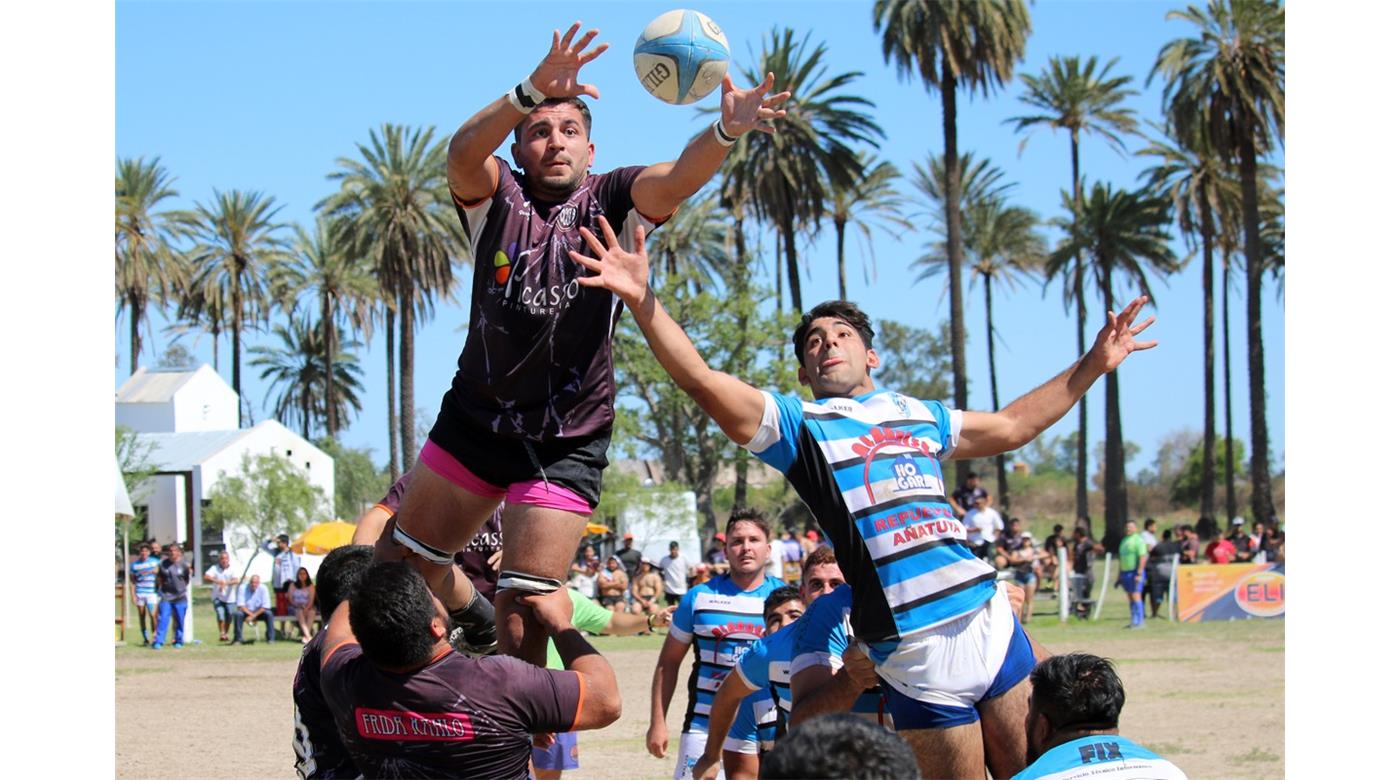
1176, 562, 1284, 622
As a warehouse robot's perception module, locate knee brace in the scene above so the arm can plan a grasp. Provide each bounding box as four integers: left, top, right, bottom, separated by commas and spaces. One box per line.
497, 571, 564, 594
448, 588, 498, 656
392, 523, 457, 566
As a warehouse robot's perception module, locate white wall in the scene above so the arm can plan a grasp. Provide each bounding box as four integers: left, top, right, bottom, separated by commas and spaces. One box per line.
171, 366, 239, 432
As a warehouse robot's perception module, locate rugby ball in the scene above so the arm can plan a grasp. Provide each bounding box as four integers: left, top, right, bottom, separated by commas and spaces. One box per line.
633, 9, 730, 105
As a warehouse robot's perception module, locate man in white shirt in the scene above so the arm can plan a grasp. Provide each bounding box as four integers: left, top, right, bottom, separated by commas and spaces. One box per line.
964, 494, 1004, 560
661, 541, 691, 606
203, 550, 241, 643
236, 574, 276, 644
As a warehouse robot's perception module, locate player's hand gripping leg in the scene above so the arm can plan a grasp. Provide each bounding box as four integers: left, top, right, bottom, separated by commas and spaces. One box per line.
495, 503, 589, 666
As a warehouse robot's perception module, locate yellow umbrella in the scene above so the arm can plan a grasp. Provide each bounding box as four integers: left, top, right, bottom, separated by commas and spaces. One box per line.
583, 522, 611, 537
293, 520, 357, 554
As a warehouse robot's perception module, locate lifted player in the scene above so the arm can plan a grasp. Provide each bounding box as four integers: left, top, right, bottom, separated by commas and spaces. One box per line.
374, 20, 789, 665
571, 223, 1157, 779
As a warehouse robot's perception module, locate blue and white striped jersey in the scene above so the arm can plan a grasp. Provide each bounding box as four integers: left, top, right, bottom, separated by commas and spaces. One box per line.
722, 688, 779, 755
733, 619, 798, 721
790, 585, 888, 723
746, 389, 998, 643
130, 556, 159, 596
1010, 736, 1187, 780
669, 574, 786, 735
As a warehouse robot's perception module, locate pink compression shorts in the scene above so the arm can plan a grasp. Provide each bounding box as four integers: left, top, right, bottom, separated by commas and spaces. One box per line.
419, 439, 592, 515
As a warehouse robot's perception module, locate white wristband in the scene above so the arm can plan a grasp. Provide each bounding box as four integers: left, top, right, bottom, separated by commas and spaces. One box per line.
712, 118, 739, 147
507, 77, 547, 114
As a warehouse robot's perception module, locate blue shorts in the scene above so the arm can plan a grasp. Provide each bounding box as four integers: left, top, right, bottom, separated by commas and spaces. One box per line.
213, 600, 238, 623
873, 588, 1037, 730
1013, 569, 1036, 586
1119, 571, 1143, 593
531, 730, 580, 771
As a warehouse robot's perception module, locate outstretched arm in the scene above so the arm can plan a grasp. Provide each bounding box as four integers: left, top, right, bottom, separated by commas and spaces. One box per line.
447, 22, 609, 202
693, 671, 760, 780
954, 296, 1158, 460
631, 73, 790, 218
570, 219, 767, 445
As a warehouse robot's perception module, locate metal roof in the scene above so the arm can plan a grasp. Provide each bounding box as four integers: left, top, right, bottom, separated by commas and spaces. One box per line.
136, 429, 250, 472
116, 366, 203, 404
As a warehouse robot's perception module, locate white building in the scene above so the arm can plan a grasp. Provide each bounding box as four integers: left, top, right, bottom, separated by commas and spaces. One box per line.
116, 365, 335, 583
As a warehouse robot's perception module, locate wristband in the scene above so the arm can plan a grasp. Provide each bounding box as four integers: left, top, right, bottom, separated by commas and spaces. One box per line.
712, 118, 738, 147
507, 77, 546, 114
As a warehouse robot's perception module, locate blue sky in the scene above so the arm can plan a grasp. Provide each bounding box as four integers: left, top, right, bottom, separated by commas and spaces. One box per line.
115, 0, 1284, 478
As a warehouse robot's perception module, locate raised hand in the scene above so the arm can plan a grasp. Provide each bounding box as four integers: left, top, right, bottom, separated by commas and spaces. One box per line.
1089, 295, 1158, 373
529, 22, 610, 100
569, 218, 651, 308
718, 72, 791, 136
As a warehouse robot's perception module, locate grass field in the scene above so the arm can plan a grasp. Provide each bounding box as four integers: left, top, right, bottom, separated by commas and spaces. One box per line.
115, 575, 1282, 779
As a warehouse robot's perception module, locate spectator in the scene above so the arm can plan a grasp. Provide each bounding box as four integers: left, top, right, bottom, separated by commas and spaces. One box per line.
236, 574, 276, 644
631, 558, 665, 616
703, 534, 727, 568
1070, 528, 1104, 620
1042, 524, 1067, 588
781, 530, 804, 585
1261, 525, 1284, 563
597, 556, 629, 612
1007, 532, 1040, 624
1140, 518, 1159, 551
568, 547, 599, 602
615, 532, 643, 582
949, 471, 989, 520
1194, 515, 1221, 550
994, 517, 1024, 569
203, 550, 241, 643
1118, 521, 1148, 629
1204, 527, 1237, 564
766, 532, 786, 582
271, 533, 300, 617
661, 541, 691, 607
758, 713, 919, 780
152, 543, 191, 649
1176, 523, 1199, 564
964, 493, 1004, 560
289, 566, 317, 644
1227, 518, 1256, 562
1016, 654, 1187, 779
799, 529, 820, 557
129, 542, 160, 646
1146, 529, 1181, 619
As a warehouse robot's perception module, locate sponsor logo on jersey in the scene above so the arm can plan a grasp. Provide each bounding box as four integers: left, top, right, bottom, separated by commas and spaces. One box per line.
707, 620, 765, 640
354, 707, 475, 742
852, 426, 940, 504
557, 204, 578, 229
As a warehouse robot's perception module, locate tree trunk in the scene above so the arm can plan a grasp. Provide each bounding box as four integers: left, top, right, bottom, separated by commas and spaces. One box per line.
835, 218, 848, 301
129, 300, 142, 376
232, 281, 244, 428
1099, 269, 1127, 551
1200, 191, 1217, 520
985, 276, 1008, 510
324, 291, 337, 439
774, 231, 783, 313
1240, 136, 1275, 525
1070, 132, 1089, 528
782, 212, 802, 313
732, 216, 750, 510
940, 60, 969, 488
386, 308, 401, 481
212, 323, 220, 373
1222, 254, 1236, 521
400, 289, 417, 470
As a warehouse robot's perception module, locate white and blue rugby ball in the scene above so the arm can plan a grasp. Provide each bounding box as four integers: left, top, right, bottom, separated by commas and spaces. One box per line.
633, 9, 730, 105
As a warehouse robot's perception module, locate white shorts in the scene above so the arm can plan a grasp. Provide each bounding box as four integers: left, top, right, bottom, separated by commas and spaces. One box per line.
136, 593, 159, 610
674, 731, 726, 780
863, 586, 1031, 721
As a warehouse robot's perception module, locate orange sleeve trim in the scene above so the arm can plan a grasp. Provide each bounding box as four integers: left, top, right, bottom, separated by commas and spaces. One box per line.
569, 670, 587, 731
321, 639, 358, 668
638, 207, 676, 227
451, 158, 500, 210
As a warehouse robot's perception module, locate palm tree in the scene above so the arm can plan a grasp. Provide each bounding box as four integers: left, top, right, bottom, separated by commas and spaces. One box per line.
1138, 121, 1240, 520
646, 190, 729, 285
1005, 53, 1140, 524
828, 153, 910, 300
715, 27, 882, 312
914, 193, 1045, 508
320, 124, 463, 477
873, 0, 1031, 487
167, 274, 229, 371
250, 316, 365, 439
272, 217, 377, 439
116, 156, 191, 375
187, 189, 291, 425
1049, 183, 1176, 547
1152, 0, 1284, 524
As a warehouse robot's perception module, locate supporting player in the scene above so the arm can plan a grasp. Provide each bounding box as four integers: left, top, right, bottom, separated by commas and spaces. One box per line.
1014, 654, 1187, 779
648, 509, 787, 779
570, 222, 1157, 779
372, 20, 790, 667
691, 548, 846, 780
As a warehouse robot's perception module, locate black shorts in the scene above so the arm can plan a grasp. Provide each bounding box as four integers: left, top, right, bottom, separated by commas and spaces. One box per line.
426, 391, 611, 508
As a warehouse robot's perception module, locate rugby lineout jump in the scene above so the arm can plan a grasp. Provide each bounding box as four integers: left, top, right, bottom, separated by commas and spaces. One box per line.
360, 21, 789, 665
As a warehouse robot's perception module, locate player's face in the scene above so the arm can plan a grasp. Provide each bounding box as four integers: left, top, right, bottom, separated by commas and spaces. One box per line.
764, 599, 804, 634
725, 521, 771, 577
797, 317, 878, 399
801, 563, 845, 605
512, 105, 594, 200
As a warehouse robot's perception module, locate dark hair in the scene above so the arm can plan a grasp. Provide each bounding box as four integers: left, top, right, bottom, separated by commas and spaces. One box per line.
1029, 653, 1125, 734
760, 713, 919, 779
1144, 518, 1157, 530
726, 507, 772, 541
763, 586, 802, 618
801, 545, 838, 579
513, 97, 593, 143
791, 300, 876, 362
1053, 524, 1064, 534
315, 545, 374, 616
278, 534, 291, 544
350, 561, 438, 670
